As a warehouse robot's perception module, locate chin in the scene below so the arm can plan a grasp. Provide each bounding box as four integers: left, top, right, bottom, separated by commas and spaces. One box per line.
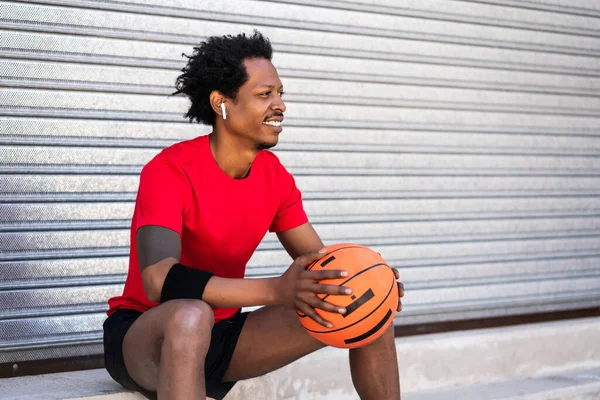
256, 134, 278, 150
257, 140, 277, 150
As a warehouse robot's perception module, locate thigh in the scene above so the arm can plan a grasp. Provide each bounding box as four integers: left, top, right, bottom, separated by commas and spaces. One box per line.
222, 305, 326, 382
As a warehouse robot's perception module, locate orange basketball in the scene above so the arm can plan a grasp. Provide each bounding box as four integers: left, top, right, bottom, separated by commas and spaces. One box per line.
297, 243, 398, 349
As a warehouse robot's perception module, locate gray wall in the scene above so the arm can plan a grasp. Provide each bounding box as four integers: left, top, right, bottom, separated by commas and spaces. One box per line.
1, 0, 599, 364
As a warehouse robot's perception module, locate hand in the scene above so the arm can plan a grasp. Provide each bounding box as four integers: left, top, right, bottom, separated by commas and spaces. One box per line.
392, 268, 405, 312
275, 249, 352, 328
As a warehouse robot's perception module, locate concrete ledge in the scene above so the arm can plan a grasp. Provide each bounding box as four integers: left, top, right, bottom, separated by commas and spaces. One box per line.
3, 317, 600, 399
405, 365, 600, 400
2, 369, 141, 400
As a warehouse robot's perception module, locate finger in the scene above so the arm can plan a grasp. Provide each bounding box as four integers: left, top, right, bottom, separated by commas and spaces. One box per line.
307, 283, 352, 296
397, 299, 402, 312
308, 296, 346, 315
298, 303, 332, 328
398, 281, 405, 298
392, 268, 400, 280
305, 269, 348, 281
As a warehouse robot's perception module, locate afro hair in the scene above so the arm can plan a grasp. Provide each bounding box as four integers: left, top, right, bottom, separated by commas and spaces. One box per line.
173, 31, 273, 125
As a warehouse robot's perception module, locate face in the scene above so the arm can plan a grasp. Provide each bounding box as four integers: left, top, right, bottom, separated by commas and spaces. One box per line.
224, 58, 286, 150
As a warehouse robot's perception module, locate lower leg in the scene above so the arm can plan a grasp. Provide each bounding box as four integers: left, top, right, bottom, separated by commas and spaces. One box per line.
349, 325, 401, 400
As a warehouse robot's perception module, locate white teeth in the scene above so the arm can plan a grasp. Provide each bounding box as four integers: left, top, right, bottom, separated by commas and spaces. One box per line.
263, 120, 281, 127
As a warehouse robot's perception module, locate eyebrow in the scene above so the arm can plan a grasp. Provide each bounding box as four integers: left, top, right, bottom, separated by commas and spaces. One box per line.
256, 84, 284, 89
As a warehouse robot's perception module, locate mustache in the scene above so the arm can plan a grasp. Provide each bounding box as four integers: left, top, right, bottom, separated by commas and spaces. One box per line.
264, 113, 284, 120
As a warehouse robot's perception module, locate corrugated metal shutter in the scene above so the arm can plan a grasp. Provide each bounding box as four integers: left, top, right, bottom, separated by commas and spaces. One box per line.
1, 0, 599, 364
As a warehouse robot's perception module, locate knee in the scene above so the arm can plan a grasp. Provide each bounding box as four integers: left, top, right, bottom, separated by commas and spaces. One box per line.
378, 323, 395, 342
163, 300, 214, 348
375, 323, 396, 346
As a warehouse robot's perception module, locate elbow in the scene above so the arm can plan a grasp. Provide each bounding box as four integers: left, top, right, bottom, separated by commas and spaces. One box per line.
145, 283, 161, 303
142, 269, 162, 303
147, 292, 161, 303
142, 258, 177, 303
141, 258, 177, 303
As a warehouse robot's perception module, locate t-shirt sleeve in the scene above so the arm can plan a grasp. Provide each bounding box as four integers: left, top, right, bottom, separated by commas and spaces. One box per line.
134, 157, 190, 235
269, 165, 309, 233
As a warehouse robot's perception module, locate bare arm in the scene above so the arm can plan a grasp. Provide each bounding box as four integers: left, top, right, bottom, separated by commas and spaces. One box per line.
276, 222, 325, 260
138, 225, 281, 307
138, 224, 349, 326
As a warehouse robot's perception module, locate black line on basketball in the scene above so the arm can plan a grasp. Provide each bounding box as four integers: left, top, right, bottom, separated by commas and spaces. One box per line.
320, 256, 336, 267
343, 288, 374, 318
305, 245, 367, 271
304, 271, 395, 334
344, 309, 393, 345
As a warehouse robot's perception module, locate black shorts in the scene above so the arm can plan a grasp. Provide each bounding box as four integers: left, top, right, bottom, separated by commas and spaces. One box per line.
103, 308, 249, 400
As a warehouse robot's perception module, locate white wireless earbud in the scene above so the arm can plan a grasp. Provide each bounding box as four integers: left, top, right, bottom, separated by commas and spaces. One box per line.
220, 103, 227, 120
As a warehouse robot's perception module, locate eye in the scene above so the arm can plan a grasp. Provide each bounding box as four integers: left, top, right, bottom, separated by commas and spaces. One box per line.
279, 91, 285, 97
259, 91, 270, 97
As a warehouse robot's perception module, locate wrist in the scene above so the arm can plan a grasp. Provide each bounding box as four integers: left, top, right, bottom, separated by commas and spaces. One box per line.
266, 276, 281, 306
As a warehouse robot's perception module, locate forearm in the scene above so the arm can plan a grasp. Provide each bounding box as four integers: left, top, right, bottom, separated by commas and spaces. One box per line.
139, 226, 282, 308
144, 259, 281, 307
202, 276, 279, 309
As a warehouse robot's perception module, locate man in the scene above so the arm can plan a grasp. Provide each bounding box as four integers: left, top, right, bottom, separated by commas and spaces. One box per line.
103, 31, 404, 400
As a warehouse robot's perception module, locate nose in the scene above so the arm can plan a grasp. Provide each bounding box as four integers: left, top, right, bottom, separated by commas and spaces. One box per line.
272, 96, 286, 113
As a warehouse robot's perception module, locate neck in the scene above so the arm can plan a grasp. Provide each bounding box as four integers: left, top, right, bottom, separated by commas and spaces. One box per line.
209, 131, 258, 179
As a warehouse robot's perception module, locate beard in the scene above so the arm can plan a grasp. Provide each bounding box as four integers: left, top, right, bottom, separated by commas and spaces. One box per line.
257, 140, 277, 150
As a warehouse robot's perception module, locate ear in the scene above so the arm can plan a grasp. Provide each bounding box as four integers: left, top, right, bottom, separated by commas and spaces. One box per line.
209, 90, 226, 118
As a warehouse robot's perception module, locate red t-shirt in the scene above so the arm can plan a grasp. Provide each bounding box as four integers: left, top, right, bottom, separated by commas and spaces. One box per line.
107, 134, 308, 322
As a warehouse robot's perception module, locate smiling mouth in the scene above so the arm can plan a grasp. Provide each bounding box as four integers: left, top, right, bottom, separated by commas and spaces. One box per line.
263, 120, 281, 127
